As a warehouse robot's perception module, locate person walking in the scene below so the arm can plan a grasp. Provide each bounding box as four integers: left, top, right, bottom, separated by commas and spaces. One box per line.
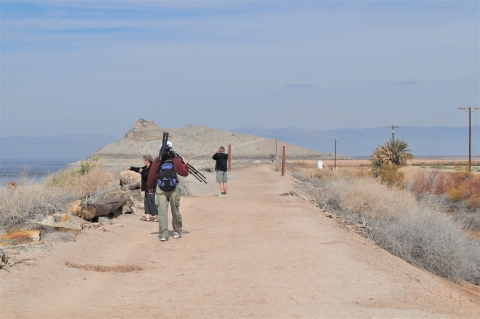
126, 154, 158, 222
147, 141, 189, 242
213, 146, 228, 198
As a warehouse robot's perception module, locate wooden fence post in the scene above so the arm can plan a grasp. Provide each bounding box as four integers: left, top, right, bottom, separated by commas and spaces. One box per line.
281, 146, 286, 176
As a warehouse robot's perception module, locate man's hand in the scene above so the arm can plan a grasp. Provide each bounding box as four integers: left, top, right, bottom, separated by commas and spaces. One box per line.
181, 156, 187, 165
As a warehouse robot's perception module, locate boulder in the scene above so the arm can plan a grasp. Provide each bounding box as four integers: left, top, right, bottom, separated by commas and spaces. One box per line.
120, 170, 141, 186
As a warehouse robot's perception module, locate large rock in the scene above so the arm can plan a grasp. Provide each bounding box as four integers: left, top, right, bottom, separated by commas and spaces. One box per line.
120, 170, 141, 186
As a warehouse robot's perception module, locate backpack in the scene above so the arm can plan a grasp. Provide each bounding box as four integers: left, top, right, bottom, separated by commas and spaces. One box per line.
157, 158, 178, 191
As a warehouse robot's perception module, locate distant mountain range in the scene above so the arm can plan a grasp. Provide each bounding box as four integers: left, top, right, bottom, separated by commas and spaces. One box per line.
0, 134, 119, 160
1, 125, 478, 160
231, 126, 480, 157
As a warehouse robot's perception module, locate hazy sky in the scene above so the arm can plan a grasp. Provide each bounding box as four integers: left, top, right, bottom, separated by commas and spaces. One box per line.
1, 1, 479, 138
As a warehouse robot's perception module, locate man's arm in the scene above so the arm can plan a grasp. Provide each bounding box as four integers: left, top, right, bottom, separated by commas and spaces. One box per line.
174, 157, 189, 177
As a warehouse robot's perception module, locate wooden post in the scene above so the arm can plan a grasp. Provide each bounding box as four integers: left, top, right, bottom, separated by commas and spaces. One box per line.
228, 144, 231, 172
281, 146, 286, 176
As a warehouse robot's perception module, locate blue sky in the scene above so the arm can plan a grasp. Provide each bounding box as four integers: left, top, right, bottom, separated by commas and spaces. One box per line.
1, 1, 479, 137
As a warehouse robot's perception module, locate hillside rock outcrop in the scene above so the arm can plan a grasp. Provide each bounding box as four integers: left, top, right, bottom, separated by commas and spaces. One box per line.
92, 119, 349, 160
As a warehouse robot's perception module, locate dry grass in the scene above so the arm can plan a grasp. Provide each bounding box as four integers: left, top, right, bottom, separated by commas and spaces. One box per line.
0, 184, 80, 234
44, 159, 115, 194
317, 175, 417, 220
372, 209, 480, 284
0, 160, 117, 233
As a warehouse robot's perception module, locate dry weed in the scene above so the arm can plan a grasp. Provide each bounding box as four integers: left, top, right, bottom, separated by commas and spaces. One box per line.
372, 209, 480, 284
44, 160, 115, 194
321, 176, 417, 220
0, 184, 79, 232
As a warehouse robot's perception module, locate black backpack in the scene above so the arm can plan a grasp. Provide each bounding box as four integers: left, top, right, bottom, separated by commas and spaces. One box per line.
157, 158, 178, 191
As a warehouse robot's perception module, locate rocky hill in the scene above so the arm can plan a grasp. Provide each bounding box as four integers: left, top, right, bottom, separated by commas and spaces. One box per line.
93, 119, 349, 160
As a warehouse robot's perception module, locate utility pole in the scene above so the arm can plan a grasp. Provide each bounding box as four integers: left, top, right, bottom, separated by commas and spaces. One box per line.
458, 107, 480, 173
386, 125, 400, 140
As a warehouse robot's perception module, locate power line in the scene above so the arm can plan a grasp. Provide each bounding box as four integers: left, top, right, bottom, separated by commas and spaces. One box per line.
336, 140, 376, 152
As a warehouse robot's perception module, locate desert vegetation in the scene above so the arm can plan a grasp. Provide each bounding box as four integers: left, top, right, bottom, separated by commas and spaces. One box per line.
0, 159, 117, 233
295, 165, 480, 285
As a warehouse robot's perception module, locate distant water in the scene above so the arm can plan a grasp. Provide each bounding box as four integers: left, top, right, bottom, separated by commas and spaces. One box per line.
0, 159, 77, 186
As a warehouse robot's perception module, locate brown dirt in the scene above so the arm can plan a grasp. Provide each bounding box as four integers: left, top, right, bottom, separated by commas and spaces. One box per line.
1, 164, 480, 318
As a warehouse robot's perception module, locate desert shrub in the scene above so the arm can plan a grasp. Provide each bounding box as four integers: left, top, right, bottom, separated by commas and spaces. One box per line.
446, 173, 480, 207
451, 211, 480, 231
409, 170, 480, 208
44, 159, 115, 194
292, 161, 315, 167
349, 168, 373, 179
306, 168, 349, 184
0, 184, 79, 232
376, 164, 405, 188
370, 209, 480, 284
295, 170, 480, 285
308, 174, 417, 220
410, 170, 453, 195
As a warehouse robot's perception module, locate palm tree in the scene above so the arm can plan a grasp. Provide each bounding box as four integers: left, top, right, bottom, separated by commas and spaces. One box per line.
371, 138, 414, 168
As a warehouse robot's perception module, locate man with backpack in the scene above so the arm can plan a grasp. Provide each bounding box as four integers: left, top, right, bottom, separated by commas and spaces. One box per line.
147, 141, 189, 242
212, 146, 228, 198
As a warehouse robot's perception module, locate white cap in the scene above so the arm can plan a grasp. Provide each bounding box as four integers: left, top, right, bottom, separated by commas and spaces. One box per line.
160, 141, 173, 148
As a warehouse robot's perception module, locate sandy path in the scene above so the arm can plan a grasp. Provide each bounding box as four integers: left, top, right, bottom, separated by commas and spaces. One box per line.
1, 164, 480, 318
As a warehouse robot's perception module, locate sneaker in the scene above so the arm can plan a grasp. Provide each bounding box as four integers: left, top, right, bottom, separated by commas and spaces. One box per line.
223, 194, 227, 198
159, 237, 168, 242
173, 231, 182, 239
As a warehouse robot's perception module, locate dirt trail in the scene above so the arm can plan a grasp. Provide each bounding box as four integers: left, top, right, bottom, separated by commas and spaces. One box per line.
1, 164, 480, 318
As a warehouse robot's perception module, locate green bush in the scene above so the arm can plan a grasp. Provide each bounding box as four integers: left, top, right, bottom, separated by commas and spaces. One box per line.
376, 164, 405, 188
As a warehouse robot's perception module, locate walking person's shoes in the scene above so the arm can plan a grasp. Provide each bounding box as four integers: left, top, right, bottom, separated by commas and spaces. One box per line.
173, 231, 182, 239
159, 237, 168, 242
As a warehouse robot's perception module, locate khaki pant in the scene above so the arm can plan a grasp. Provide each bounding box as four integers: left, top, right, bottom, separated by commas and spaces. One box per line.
155, 185, 182, 239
